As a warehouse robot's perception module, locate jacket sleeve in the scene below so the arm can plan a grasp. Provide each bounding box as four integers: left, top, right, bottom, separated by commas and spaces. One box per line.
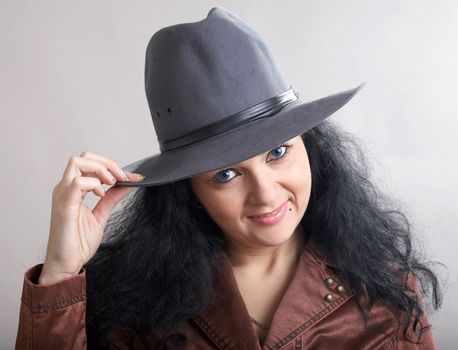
395, 271, 437, 350
15, 263, 88, 350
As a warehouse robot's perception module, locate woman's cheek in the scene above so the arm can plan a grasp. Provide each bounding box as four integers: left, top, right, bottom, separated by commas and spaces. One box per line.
206, 193, 240, 222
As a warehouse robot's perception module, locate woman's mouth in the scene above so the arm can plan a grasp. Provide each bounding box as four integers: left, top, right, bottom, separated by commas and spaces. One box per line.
248, 200, 289, 225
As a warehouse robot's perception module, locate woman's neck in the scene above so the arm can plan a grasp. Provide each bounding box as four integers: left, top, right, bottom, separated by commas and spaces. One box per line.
226, 226, 306, 278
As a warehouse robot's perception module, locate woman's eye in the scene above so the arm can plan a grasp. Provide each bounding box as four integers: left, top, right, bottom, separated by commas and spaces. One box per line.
210, 143, 292, 184
211, 169, 237, 183
268, 145, 288, 160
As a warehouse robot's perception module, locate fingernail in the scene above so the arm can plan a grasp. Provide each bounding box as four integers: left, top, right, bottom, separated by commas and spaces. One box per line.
123, 172, 130, 181
132, 173, 146, 179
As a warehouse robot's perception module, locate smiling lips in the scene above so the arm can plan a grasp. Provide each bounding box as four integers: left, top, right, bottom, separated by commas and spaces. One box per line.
248, 200, 289, 225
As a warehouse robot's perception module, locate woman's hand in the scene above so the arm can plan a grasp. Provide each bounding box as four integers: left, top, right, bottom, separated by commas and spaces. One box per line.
38, 151, 144, 285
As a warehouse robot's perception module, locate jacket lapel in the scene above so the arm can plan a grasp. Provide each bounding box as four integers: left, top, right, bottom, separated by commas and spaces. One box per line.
261, 238, 353, 349
192, 249, 262, 350
191, 238, 353, 350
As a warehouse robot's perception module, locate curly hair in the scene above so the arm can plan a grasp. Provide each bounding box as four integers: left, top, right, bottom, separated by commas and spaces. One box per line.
83, 119, 444, 349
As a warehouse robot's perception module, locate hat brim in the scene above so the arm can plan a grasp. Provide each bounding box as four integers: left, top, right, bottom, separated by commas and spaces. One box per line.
115, 82, 365, 187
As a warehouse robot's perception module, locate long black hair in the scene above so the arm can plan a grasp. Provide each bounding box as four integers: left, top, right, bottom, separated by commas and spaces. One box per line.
84, 119, 444, 349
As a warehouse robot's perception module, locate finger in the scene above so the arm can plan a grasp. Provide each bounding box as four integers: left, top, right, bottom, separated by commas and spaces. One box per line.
91, 184, 137, 228
63, 176, 105, 207
62, 156, 117, 187
123, 171, 146, 182
79, 151, 130, 182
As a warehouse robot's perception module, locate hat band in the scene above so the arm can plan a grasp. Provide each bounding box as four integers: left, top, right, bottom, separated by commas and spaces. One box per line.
159, 87, 300, 152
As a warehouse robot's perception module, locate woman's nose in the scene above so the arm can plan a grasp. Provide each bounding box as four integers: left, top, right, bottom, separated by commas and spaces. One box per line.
246, 171, 280, 205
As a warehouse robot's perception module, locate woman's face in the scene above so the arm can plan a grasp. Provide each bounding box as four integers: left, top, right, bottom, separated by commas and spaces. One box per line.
189, 135, 312, 250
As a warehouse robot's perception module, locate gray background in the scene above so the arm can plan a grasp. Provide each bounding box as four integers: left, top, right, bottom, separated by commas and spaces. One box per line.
1, 0, 456, 348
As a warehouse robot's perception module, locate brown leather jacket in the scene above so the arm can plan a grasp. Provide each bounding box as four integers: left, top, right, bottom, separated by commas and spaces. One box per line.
15, 239, 437, 349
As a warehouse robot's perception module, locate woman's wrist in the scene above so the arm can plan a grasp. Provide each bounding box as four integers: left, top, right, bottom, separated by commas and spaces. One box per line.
38, 262, 81, 285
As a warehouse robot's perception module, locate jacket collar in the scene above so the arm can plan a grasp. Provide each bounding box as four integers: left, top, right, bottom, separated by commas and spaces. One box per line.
191, 237, 353, 350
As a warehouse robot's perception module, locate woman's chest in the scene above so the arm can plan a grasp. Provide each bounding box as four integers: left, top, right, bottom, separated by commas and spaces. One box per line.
177, 296, 402, 350
233, 269, 298, 346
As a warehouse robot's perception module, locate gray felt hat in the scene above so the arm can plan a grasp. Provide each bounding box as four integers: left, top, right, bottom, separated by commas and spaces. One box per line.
115, 6, 365, 187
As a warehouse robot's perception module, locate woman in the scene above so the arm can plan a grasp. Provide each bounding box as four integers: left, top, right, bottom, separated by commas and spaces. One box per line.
15, 6, 443, 350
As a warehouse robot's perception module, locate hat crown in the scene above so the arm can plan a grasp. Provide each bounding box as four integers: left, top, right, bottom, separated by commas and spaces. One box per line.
144, 6, 291, 146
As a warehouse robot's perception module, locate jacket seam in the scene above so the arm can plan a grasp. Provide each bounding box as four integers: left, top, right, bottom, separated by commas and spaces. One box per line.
295, 335, 301, 350
386, 332, 397, 350
21, 294, 86, 313
269, 295, 351, 350
385, 271, 420, 350
325, 267, 401, 350
192, 315, 235, 350
268, 258, 353, 350
30, 305, 33, 349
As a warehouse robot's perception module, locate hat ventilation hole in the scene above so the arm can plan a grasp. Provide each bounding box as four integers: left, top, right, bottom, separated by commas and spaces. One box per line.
167, 108, 172, 113
156, 111, 160, 119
